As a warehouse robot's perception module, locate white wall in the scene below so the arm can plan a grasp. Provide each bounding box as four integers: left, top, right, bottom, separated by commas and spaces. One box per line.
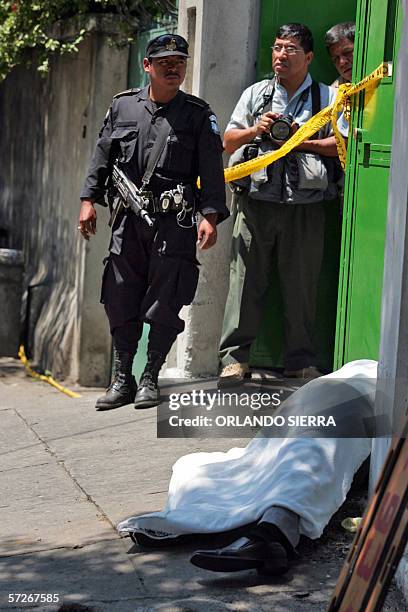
370, 0, 408, 598
165, 0, 261, 377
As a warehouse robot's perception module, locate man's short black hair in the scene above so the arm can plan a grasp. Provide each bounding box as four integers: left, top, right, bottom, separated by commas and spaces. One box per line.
324, 22, 355, 48
275, 23, 314, 53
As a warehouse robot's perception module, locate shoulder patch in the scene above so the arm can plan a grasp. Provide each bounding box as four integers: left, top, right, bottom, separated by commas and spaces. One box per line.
185, 93, 209, 109
113, 88, 141, 99
209, 114, 220, 135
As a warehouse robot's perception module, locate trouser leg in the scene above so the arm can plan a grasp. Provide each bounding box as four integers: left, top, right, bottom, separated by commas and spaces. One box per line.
140, 215, 199, 337
135, 216, 199, 408
101, 214, 153, 335
113, 319, 143, 355
219, 194, 277, 367
148, 322, 178, 357
256, 506, 300, 552
276, 204, 325, 371
97, 215, 153, 410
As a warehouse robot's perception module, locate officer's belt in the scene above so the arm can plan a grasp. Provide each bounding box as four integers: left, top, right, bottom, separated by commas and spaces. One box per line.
122, 192, 187, 215
149, 197, 185, 214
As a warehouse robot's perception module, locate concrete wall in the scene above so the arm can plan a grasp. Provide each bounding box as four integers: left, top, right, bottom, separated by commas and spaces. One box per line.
370, 0, 408, 599
0, 16, 128, 385
165, 0, 261, 377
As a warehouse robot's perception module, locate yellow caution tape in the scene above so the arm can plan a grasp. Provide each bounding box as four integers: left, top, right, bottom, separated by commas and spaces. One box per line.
218, 62, 388, 182
18, 345, 81, 399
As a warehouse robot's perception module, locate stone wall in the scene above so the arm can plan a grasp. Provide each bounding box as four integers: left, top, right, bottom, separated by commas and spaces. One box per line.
165, 0, 261, 377
370, 0, 408, 600
0, 16, 129, 385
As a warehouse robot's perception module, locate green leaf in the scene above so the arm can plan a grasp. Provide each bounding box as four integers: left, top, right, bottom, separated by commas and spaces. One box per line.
0, 0, 177, 80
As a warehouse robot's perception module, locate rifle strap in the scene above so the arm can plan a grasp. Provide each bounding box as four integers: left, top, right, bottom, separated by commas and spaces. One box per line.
142, 92, 186, 188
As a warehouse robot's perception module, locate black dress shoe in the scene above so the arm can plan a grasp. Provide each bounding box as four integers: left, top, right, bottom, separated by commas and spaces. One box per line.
190, 536, 288, 574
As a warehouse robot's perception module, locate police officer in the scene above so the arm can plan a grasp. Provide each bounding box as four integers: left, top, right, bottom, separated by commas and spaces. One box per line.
78, 34, 228, 410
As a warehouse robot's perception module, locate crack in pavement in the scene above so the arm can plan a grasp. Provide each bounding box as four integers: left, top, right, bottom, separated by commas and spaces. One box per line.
13, 407, 116, 532
0, 535, 131, 558
0, 414, 155, 459
9, 408, 147, 593
0, 462, 50, 474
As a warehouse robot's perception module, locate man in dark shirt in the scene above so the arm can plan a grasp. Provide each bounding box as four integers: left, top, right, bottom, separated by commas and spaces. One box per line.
78, 34, 228, 410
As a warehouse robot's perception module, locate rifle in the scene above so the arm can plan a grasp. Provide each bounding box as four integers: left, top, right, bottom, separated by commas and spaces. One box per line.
111, 164, 154, 227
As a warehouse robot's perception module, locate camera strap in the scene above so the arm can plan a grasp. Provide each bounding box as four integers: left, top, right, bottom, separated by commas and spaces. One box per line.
250, 78, 275, 118
141, 92, 185, 189
260, 78, 320, 118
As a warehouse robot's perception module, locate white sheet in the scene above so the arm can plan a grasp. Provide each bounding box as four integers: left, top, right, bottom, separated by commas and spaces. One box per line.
118, 360, 377, 541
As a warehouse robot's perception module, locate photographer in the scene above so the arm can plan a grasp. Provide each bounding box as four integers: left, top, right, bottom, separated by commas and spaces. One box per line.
219, 23, 346, 385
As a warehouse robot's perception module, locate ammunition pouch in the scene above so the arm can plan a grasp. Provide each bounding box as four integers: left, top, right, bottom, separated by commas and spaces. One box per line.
151, 184, 194, 215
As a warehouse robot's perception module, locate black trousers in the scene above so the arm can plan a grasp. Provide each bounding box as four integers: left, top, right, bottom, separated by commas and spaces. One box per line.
101, 212, 199, 357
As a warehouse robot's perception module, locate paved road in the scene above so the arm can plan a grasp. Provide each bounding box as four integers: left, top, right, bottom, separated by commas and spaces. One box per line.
0, 359, 404, 611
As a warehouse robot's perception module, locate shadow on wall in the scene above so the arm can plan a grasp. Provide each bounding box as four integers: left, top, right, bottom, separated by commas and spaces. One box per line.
0, 35, 111, 381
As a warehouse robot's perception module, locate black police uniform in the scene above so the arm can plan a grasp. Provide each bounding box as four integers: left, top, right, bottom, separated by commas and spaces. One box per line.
80, 85, 228, 406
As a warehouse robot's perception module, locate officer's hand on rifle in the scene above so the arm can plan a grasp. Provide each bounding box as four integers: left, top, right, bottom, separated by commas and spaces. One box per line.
197, 213, 218, 250
78, 200, 97, 240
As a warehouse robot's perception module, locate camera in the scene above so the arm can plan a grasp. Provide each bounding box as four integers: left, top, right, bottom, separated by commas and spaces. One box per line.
270, 114, 294, 141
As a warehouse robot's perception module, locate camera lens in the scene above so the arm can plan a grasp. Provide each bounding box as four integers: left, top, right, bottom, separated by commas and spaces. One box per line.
270, 115, 293, 141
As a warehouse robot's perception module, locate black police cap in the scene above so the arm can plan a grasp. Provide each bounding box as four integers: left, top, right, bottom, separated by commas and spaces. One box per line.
146, 34, 190, 59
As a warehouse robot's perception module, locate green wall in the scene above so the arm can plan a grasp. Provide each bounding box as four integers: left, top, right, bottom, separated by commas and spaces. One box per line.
128, 17, 178, 89
257, 1, 356, 82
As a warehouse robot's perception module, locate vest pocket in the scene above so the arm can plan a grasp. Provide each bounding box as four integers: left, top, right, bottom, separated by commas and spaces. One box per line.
110, 126, 139, 163
295, 152, 328, 191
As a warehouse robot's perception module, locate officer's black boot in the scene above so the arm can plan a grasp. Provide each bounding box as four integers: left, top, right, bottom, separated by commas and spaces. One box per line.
134, 350, 165, 409
96, 349, 137, 411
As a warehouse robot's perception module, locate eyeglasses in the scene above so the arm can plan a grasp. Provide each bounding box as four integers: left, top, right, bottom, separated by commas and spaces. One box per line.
272, 45, 304, 55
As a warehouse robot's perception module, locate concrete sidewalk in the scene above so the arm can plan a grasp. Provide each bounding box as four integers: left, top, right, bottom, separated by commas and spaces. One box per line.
0, 358, 404, 612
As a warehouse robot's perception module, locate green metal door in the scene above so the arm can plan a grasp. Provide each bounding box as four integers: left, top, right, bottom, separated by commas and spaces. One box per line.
334, 0, 401, 366
250, 0, 356, 370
